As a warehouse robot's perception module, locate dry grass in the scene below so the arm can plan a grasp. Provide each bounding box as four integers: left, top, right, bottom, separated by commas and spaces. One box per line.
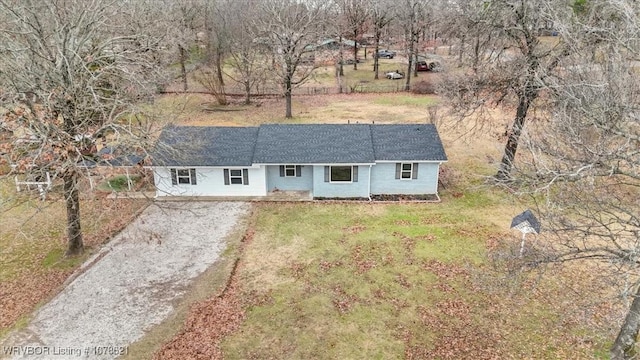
0, 182, 149, 336
152, 93, 614, 359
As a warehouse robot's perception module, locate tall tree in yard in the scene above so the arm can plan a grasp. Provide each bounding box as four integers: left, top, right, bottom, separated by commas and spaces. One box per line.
255, 0, 328, 118
0, 0, 167, 255
370, 0, 393, 80
340, 0, 369, 71
224, 0, 270, 104
503, 1, 640, 357
439, 0, 570, 181
396, 0, 427, 91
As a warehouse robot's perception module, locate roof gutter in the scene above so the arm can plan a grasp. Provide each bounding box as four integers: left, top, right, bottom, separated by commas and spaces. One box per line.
367, 164, 372, 201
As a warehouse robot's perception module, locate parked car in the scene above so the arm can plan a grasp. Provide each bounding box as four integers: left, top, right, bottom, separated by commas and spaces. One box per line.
385, 70, 404, 80
415, 60, 442, 72
376, 50, 396, 59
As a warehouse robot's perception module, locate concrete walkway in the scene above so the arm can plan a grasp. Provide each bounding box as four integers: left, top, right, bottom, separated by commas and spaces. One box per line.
1, 202, 250, 360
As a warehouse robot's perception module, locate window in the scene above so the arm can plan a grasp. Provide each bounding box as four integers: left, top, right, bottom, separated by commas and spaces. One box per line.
280, 165, 301, 178
170, 168, 196, 185
396, 163, 418, 180
401, 163, 412, 179
285, 165, 296, 177
229, 169, 243, 184
330, 166, 352, 182
224, 168, 249, 185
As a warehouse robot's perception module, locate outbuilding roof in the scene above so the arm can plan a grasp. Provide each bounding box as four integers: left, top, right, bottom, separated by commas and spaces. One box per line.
152, 124, 447, 166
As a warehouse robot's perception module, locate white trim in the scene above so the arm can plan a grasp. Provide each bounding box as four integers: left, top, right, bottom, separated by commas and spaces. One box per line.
227, 169, 245, 185
147, 164, 260, 169
329, 165, 353, 183
400, 163, 413, 181
284, 164, 297, 177
375, 160, 446, 164
367, 164, 372, 201
175, 168, 194, 185
254, 162, 375, 166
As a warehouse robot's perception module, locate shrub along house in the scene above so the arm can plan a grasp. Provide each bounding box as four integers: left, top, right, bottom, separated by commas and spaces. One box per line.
150, 124, 447, 200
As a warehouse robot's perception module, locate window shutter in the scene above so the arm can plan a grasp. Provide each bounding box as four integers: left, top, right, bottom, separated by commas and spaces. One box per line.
353, 166, 358, 182
223, 169, 230, 185
296, 165, 302, 177
412, 163, 419, 179
170, 169, 177, 185
279, 165, 285, 177
243, 169, 249, 185
324, 166, 329, 182
190, 168, 197, 185
395, 163, 401, 179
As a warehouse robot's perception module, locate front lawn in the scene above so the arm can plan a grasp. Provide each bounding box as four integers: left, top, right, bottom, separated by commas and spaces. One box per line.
218, 193, 608, 359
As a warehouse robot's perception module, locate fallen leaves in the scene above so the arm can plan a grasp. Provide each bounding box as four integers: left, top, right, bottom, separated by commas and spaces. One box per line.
153, 221, 257, 360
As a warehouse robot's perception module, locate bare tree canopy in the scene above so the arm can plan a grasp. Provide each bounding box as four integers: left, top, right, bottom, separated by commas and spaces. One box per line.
254, 0, 328, 118
439, 0, 570, 180
0, 0, 168, 255
501, 1, 640, 357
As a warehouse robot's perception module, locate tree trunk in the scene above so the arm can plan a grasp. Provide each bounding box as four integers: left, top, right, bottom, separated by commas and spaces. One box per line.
179, 45, 188, 91
353, 30, 358, 70
612, 286, 640, 359
405, 29, 414, 92
458, 34, 465, 66
64, 171, 83, 256
374, 31, 380, 80
244, 81, 251, 105
285, 71, 292, 118
338, 35, 344, 77
495, 90, 536, 181
215, 49, 225, 87
285, 89, 292, 118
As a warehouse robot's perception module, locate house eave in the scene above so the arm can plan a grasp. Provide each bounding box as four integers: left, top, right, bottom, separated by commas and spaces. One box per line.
374, 160, 447, 163
252, 162, 376, 166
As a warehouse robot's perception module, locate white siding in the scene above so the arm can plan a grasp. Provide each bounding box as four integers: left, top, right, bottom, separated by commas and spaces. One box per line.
153, 166, 267, 197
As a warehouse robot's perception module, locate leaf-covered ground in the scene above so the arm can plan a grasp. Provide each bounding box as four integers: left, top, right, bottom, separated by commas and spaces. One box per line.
155, 198, 616, 359
0, 190, 148, 336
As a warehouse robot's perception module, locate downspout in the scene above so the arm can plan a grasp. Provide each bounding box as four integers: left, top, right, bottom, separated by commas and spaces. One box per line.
434, 161, 442, 202
367, 164, 372, 201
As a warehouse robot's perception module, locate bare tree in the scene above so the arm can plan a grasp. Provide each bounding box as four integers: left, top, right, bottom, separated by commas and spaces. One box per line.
370, 0, 393, 79
165, 0, 204, 92
509, 1, 640, 357
202, 0, 232, 104
0, 0, 167, 255
340, 0, 368, 71
222, 2, 269, 104
395, 0, 427, 91
255, 0, 328, 118
438, 0, 571, 181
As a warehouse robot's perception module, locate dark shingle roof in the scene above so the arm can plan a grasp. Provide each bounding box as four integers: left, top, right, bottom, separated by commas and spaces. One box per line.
371, 124, 447, 161
510, 209, 541, 234
152, 126, 258, 166
152, 124, 447, 166
252, 124, 375, 164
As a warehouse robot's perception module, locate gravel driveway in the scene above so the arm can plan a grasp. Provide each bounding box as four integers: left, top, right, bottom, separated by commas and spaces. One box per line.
1, 201, 250, 360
